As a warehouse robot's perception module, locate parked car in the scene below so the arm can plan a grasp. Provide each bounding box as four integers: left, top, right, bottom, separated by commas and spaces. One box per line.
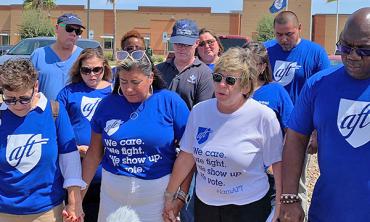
0, 45, 13, 56
0, 37, 101, 65
219, 35, 250, 52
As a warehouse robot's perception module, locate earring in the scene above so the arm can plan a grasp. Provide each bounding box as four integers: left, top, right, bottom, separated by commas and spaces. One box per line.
150, 85, 153, 95
118, 85, 123, 96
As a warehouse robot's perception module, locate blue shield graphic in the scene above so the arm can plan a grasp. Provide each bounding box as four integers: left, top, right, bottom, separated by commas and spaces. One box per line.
196, 127, 212, 144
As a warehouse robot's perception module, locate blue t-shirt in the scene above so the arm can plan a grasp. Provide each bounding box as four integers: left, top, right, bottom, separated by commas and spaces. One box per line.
57, 82, 112, 146
91, 89, 189, 179
253, 82, 294, 131
265, 39, 330, 104
0, 94, 77, 214
31, 46, 83, 100
57, 82, 112, 184
288, 65, 370, 221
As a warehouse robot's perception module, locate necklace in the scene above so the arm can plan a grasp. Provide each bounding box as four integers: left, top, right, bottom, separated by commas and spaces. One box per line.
129, 102, 144, 120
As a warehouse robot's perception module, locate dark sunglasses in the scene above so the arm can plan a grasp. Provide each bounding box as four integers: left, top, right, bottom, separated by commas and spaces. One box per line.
80, 66, 104, 75
59, 23, 83, 35
336, 41, 370, 57
2, 88, 35, 105
116, 50, 151, 65
212, 73, 241, 86
199, 39, 216, 47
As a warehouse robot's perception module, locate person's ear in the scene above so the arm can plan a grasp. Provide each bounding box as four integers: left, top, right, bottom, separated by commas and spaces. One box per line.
34, 80, 39, 93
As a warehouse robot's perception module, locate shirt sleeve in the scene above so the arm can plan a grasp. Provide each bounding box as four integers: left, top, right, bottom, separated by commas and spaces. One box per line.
55, 102, 78, 154
263, 115, 283, 167
90, 100, 104, 134
195, 70, 215, 104
171, 94, 190, 141
316, 47, 331, 72
278, 87, 294, 129
59, 150, 87, 189
287, 82, 315, 136
179, 109, 196, 154
56, 87, 68, 107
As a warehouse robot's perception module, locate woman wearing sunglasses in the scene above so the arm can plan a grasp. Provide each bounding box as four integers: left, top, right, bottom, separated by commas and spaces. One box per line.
81, 50, 189, 222
0, 59, 85, 222
163, 47, 283, 222
196, 28, 224, 71
56, 48, 112, 222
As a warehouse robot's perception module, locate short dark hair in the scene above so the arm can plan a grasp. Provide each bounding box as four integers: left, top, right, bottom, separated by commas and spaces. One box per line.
120, 30, 145, 50
273, 11, 300, 28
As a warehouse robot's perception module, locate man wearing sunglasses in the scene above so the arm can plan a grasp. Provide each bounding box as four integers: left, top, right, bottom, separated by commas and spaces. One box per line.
31, 13, 85, 100
280, 8, 370, 222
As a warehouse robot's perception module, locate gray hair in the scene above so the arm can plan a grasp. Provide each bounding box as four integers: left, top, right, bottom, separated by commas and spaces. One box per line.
116, 56, 152, 77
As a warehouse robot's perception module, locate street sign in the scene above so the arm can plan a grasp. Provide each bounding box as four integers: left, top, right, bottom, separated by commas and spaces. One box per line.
162, 32, 168, 43
89, 30, 94, 40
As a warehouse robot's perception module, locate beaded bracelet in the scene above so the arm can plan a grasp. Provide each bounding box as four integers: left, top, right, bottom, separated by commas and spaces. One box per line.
280, 193, 301, 204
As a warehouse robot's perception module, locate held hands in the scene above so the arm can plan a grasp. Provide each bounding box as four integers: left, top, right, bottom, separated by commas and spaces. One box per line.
77, 145, 89, 158
162, 191, 184, 222
279, 202, 304, 222
62, 201, 84, 222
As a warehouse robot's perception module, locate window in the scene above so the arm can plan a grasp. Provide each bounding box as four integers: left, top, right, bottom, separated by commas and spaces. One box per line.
101, 36, 114, 49
0, 33, 10, 45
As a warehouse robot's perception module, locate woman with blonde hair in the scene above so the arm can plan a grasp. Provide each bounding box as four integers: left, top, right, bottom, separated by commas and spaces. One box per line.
163, 47, 283, 222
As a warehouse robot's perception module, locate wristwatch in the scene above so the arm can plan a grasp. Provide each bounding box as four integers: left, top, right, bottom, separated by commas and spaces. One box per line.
176, 190, 191, 204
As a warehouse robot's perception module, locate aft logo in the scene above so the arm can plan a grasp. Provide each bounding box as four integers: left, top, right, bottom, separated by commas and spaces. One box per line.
6, 134, 49, 174
196, 127, 213, 144
337, 99, 369, 148
273, 60, 301, 86
81, 96, 102, 121
104, 119, 124, 136
187, 74, 196, 84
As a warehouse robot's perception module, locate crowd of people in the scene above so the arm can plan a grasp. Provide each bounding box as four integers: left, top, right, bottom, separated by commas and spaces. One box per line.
0, 6, 369, 222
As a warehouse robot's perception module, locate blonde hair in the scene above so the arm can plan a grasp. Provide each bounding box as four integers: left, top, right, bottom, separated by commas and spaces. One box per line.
214, 47, 258, 98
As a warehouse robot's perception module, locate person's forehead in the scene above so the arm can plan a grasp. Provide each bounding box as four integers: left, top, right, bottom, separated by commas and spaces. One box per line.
200, 32, 215, 40
341, 29, 370, 47
274, 21, 297, 31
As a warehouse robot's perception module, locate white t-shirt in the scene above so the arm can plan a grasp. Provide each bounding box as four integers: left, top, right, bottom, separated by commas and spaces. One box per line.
180, 98, 283, 206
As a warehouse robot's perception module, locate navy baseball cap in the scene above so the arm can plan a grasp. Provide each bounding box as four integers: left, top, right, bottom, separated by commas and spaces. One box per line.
57, 13, 85, 29
170, 19, 199, 45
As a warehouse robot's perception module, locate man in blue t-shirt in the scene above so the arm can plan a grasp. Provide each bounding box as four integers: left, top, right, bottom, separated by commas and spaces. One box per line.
265, 11, 330, 215
280, 8, 370, 222
31, 13, 85, 100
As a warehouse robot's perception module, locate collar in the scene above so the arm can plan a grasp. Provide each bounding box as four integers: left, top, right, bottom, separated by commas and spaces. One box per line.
0, 92, 48, 111
168, 56, 203, 69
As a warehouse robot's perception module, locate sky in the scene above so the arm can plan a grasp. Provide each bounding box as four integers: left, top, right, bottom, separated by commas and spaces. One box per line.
2, 0, 370, 14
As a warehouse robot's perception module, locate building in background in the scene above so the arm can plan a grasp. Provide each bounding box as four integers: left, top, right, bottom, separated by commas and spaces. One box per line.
0, 1, 349, 55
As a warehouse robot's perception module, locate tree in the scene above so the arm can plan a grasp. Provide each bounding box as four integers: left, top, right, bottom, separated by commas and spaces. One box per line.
18, 9, 55, 39
23, 0, 55, 10
256, 16, 274, 42
107, 0, 117, 61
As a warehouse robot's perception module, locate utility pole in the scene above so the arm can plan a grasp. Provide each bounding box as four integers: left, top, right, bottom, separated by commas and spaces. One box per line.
87, 0, 90, 39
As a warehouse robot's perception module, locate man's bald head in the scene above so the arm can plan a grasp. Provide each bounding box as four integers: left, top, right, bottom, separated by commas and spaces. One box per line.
342, 7, 370, 39
339, 7, 370, 80
273, 11, 300, 28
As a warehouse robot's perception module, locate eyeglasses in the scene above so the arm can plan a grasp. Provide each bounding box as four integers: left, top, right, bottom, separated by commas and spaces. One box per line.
80, 66, 104, 75
116, 50, 151, 65
336, 41, 370, 57
212, 73, 241, 86
199, 39, 216, 47
59, 23, 83, 35
2, 88, 35, 105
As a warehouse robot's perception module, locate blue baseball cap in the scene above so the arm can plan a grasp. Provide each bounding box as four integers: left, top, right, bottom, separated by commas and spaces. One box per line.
57, 13, 85, 29
170, 19, 199, 45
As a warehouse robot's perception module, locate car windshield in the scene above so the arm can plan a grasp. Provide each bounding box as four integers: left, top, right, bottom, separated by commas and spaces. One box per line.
220, 38, 248, 51
7, 39, 55, 55
76, 40, 100, 49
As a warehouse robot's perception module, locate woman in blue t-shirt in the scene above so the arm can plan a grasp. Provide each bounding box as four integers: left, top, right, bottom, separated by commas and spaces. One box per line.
57, 48, 112, 222
81, 50, 189, 222
0, 59, 85, 222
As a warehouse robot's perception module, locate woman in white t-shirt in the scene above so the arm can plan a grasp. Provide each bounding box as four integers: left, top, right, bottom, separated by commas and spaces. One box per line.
163, 47, 283, 222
